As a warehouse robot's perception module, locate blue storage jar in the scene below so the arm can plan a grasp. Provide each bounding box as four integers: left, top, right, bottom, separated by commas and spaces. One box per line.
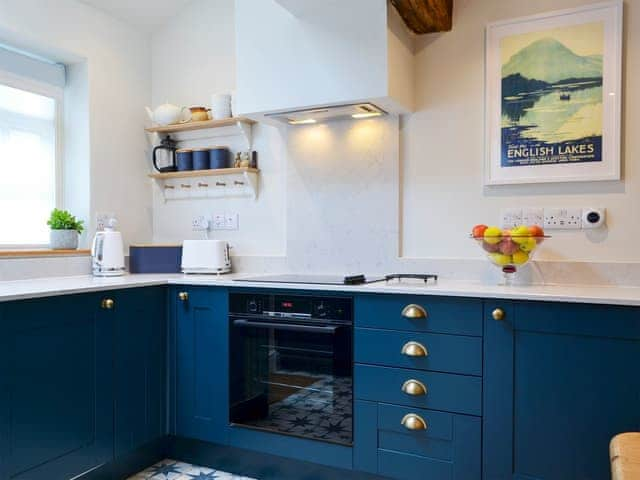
209, 147, 229, 169
192, 148, 210, 170
176, 149, 193, 171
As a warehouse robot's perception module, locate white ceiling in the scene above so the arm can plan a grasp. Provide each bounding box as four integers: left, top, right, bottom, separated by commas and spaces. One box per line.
78, 0, 193, 32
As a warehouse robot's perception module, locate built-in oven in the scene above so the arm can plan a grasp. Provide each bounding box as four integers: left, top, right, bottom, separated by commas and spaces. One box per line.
229, 292, 353, 445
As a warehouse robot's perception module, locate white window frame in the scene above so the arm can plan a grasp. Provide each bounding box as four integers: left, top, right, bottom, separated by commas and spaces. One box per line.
0, 69, 64, 249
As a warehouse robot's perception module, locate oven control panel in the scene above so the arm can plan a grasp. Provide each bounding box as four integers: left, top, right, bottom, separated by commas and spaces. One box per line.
229, 293, 352, 322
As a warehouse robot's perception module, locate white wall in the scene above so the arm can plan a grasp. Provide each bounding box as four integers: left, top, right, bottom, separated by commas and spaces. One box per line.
151, 0, 235, 107
0, 0, 152, 249
151, 0, 640, 277
402, 0, 639, 263
150, 0, 286, 257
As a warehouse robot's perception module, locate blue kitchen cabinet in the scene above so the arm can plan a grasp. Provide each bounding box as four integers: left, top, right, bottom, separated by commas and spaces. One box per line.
114, 287, 167, 458
170, 286, 229, 444
0, 293, 114, 480
484, 300, 640, 480
353, 293, 483, 479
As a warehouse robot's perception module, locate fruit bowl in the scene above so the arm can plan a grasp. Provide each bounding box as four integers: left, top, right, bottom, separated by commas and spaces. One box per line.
471, 224, 549, 285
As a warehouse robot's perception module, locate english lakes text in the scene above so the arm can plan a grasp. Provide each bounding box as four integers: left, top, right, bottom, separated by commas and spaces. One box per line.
506, 142, 597, 164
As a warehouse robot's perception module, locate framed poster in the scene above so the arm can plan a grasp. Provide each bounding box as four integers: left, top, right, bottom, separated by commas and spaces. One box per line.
485, 1, 622, 185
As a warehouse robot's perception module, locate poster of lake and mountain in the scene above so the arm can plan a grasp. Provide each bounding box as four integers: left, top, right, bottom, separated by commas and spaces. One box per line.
500, 22, 604, 168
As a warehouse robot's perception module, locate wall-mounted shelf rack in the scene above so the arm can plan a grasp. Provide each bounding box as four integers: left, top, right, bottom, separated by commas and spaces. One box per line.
149, 167, 259, 201
145, 117, 256, 149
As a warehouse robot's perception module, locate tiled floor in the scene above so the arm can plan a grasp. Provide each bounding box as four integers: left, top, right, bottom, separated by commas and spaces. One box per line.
128, 459, 256, 480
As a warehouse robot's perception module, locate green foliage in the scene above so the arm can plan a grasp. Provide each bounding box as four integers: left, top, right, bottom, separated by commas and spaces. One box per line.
47, 209, 84, 234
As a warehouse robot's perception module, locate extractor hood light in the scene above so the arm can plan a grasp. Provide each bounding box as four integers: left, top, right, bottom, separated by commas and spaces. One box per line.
351, 112, 382, 119
288, 118, 317, 125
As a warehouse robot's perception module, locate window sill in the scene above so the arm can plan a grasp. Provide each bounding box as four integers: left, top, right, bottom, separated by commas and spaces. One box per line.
0, 249, 91, 258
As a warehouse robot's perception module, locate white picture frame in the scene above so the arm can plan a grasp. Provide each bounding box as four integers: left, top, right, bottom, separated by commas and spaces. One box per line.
485, 1, 622, 185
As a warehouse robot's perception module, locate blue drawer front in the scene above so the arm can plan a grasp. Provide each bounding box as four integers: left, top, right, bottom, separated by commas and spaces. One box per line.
379, 449, 452, 480
355, 365, 481, 416
354, 401, 481, 480
355, 327, 482, 376
355, 294, 482, 336
378, 404, 481, 480
378, 403, 452, 442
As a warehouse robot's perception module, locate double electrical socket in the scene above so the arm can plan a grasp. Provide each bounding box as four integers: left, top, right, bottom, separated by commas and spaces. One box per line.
192, 213, 239, 231
500, 207, 606, 230
213, 213, 239, 231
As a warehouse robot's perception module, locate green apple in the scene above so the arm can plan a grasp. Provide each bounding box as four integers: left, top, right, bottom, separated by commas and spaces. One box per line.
519, 237, 536, 253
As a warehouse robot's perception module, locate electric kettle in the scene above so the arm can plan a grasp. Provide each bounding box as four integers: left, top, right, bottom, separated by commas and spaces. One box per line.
152, 136, 178, 173
91, 219, 126, 277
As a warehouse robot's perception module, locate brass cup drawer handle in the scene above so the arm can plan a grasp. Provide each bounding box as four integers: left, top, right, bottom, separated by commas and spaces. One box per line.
402, 379, 427, 396
401, 304, 427, 319
101, 298, 115, 310
401, 413, 427, 431
401, 341, 428, 357
178, 291, 189, 301
492, 308, 505, 321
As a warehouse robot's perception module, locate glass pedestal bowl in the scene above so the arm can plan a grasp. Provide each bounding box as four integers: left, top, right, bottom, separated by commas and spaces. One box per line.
472, 233, 549, 285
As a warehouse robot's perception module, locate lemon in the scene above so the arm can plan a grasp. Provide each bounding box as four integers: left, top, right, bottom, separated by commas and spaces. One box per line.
512, 250, 529, 265
483, 226, 502, 245
489, 252, 512, 266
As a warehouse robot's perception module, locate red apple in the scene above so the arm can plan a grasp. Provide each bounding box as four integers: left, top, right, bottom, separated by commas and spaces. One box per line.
499, 238, 520, 255
472, 224, 488, 238
482, 240, 500, 253
529, 225, 545, 243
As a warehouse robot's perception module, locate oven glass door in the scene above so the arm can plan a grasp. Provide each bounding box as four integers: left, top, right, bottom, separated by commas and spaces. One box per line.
230, 317, 353, 445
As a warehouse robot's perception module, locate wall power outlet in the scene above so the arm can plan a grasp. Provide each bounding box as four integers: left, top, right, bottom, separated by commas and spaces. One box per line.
543, 208, 582, 229
191, 216, 209, 231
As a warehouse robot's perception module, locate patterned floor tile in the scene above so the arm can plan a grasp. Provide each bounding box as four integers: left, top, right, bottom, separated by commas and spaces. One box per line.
128, 459, 256, 480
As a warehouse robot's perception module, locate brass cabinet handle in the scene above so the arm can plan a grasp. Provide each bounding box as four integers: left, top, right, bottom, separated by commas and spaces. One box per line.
401, 304, 427, 319
401, 341, 428, 357
178, 291, 189, 301
101, 298, 115, 310
492, 308, 505, 321
401, 413, 427, 431
402, 379, 427, 396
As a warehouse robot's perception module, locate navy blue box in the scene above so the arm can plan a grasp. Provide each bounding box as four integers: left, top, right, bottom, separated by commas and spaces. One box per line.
129, 244, 182, 273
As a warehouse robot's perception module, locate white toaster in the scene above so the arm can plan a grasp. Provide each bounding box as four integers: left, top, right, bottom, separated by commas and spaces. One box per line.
181, 240, 231, 274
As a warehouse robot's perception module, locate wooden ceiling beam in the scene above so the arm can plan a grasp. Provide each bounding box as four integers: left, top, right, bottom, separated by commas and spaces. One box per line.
390, 0, 453, 34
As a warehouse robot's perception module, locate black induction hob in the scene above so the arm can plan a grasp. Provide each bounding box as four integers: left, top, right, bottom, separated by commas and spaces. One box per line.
233, 273, 438, 286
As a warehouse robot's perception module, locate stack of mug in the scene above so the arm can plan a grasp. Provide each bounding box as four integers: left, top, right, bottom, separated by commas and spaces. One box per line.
176, 146, 230, 171
211, 93, 232, 119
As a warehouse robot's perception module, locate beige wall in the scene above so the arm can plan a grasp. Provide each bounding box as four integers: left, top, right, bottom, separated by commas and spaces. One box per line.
402, 0, 638, 262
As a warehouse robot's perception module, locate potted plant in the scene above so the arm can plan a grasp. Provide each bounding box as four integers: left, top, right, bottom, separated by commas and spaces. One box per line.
47, 209, 84, 250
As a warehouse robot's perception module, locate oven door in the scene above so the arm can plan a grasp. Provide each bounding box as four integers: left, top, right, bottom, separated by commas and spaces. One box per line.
229, 316, 352, 445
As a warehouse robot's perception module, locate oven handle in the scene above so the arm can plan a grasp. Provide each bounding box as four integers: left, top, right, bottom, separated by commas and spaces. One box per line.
232, 319, 338, 334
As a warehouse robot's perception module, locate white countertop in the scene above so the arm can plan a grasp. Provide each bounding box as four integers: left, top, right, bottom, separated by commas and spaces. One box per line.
1, 273, 640, 307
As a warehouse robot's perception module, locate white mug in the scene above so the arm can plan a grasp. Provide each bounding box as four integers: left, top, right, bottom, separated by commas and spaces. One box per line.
211, 93, 232, 119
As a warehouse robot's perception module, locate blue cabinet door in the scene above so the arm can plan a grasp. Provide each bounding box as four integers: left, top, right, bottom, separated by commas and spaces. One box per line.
170, 287, 229, 444
114, 287, 167, 458
354, 400, 481, 479
484, 300, 640, 480
0, 293, 114, 480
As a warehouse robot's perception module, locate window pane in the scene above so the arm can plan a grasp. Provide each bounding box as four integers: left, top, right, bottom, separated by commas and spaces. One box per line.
0, 83, 56, 245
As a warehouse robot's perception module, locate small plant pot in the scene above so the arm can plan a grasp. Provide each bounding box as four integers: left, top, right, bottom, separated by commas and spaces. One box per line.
49, 229, 79, 250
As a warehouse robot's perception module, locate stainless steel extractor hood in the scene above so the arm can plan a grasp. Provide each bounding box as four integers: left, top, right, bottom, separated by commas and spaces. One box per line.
265, 103, 387, 125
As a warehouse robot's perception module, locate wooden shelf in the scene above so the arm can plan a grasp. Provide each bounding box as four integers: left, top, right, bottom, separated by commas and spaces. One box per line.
145, 117, 255, 134
148, 167, 259, 180
0, 249, 90, 258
